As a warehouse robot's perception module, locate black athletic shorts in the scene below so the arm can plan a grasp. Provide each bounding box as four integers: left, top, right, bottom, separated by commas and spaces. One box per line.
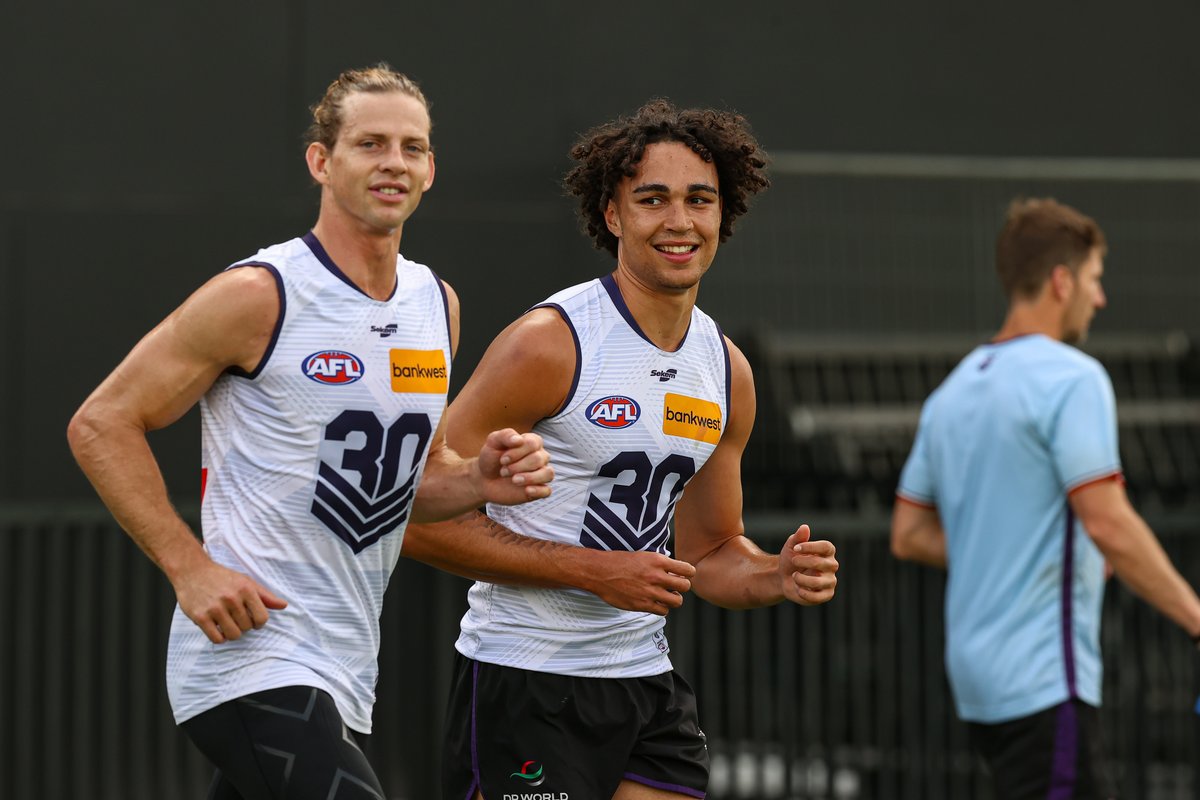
967, 698, 1117, 800
181, 685, 386, 800
442, 653, 709, 800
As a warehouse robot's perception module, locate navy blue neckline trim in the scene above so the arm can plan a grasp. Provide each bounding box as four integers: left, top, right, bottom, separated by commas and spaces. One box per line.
599, 273, 691, 351
715, 321, 732, 413
302, 231, 398, 302
535, 303, 582, 418
223, 262, 285, 379
429, 268, 453, 359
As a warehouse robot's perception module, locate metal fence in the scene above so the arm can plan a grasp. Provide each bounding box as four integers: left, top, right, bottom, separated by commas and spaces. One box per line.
676, 514, 1200, 800
700, 153, 1200, 342
2, 507, 1197, 799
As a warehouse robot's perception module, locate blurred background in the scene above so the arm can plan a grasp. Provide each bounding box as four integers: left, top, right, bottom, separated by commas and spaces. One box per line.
3, 1, 1199, 798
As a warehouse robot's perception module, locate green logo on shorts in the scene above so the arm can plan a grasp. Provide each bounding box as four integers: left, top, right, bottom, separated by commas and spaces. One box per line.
510, 760, 546, 786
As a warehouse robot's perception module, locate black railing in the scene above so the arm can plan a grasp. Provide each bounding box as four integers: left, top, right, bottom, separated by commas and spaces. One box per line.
2, 508, 1196, 799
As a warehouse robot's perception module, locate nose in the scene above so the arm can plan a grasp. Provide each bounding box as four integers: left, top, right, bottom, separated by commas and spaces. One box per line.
379, 142, 408, 174
664, 200, 693, 232
1095, 283, 1107, 309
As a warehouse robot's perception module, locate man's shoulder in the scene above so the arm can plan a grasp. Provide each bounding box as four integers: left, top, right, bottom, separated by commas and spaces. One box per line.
537, 277, 602, 309
395, 251, 434, 276
1020, 336, 1108, 384
689, 299, 719, 327
972, 335, 1105, 383
228, 236, 308, 271
928, 336, 1107, 411
1000, 339, 1115, 428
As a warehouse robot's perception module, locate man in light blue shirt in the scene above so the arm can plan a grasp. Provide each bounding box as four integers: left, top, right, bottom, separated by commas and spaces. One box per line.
892, 197, 1200, 799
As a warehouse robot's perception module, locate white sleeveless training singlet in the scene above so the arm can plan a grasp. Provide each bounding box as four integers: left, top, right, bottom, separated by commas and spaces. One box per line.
167, 232, 451, 733
456, 274, 730, 678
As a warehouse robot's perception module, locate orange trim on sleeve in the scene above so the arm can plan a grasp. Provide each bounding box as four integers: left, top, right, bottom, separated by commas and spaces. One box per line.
896, 493, 937, 510
1067, 471, 1124, 497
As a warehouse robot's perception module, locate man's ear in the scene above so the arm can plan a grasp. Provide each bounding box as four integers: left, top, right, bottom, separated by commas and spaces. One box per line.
604, 200, 621, 238
1049, 264, 1075, 301
423, 150, 436, 191
305, 142, 330, 185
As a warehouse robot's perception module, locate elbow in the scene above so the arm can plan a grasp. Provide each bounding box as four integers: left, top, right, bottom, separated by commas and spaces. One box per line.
890, 529, 913, 562
1081, 513, 1130, 560
67, 400, 131, 470
66, 403, 101, 464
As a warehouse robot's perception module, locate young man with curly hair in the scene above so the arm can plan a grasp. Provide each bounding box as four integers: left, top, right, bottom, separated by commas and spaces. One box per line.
68, 64, 554, 799
404, 100, 839, 800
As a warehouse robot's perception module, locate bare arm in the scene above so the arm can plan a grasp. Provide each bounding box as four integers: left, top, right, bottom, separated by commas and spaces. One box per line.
402, 308, 697, 615
411, 281, 554, 521
673, 340, 838, 609
1071, 478, 1200, 638
403, 511, 695, 615
890, 497, 948, 568
67, 267, 287, 643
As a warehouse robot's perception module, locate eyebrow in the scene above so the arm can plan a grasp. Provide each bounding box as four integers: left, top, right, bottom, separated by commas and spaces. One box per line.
352, 130, 430, 143
631, 182, 719, 195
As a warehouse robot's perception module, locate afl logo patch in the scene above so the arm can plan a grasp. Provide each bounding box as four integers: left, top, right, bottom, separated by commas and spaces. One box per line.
302, 350, 365, 385
586, 395, 640, 429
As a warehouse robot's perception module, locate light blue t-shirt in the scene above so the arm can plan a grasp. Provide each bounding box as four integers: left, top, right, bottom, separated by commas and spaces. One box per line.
897, 334, 1122, 723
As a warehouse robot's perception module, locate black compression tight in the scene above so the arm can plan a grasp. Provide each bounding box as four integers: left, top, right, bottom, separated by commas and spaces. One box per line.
181, 686, 386, 800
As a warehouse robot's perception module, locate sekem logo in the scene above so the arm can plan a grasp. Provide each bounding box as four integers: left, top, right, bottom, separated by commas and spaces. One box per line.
302, 350, 365, 385
371, 323, 399, 338
586, 396, 640, 429
650, 368, 678, 382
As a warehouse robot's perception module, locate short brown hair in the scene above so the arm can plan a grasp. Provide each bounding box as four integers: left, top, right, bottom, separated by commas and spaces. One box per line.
564, 99, 770, 257
306, 63, 430, 151
995, 197, 1107, 299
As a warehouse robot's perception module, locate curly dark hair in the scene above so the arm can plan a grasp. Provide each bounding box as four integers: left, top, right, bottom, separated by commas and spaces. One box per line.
563, 99, 770, 257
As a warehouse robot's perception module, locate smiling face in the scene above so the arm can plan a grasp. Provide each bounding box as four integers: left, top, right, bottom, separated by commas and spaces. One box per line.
306, 90, 435, 235
603, 141, 722, 294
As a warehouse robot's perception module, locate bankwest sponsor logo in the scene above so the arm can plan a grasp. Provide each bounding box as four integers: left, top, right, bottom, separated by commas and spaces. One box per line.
302, 350, 364, 385
663, 392, 722, 444
390, 349, 448, 393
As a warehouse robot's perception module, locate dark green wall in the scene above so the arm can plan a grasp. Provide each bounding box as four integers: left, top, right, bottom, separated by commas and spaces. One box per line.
5, 0, 1200, 502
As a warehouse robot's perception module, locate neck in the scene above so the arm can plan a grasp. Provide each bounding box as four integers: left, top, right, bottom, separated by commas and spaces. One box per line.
612, 268, 698, 352
993, 299, 1063, 343
311, 213, 404, 300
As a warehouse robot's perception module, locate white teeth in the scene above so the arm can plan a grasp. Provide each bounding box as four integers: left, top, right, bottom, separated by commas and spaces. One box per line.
658, 245, 694, 254
378, 187, 401, 195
